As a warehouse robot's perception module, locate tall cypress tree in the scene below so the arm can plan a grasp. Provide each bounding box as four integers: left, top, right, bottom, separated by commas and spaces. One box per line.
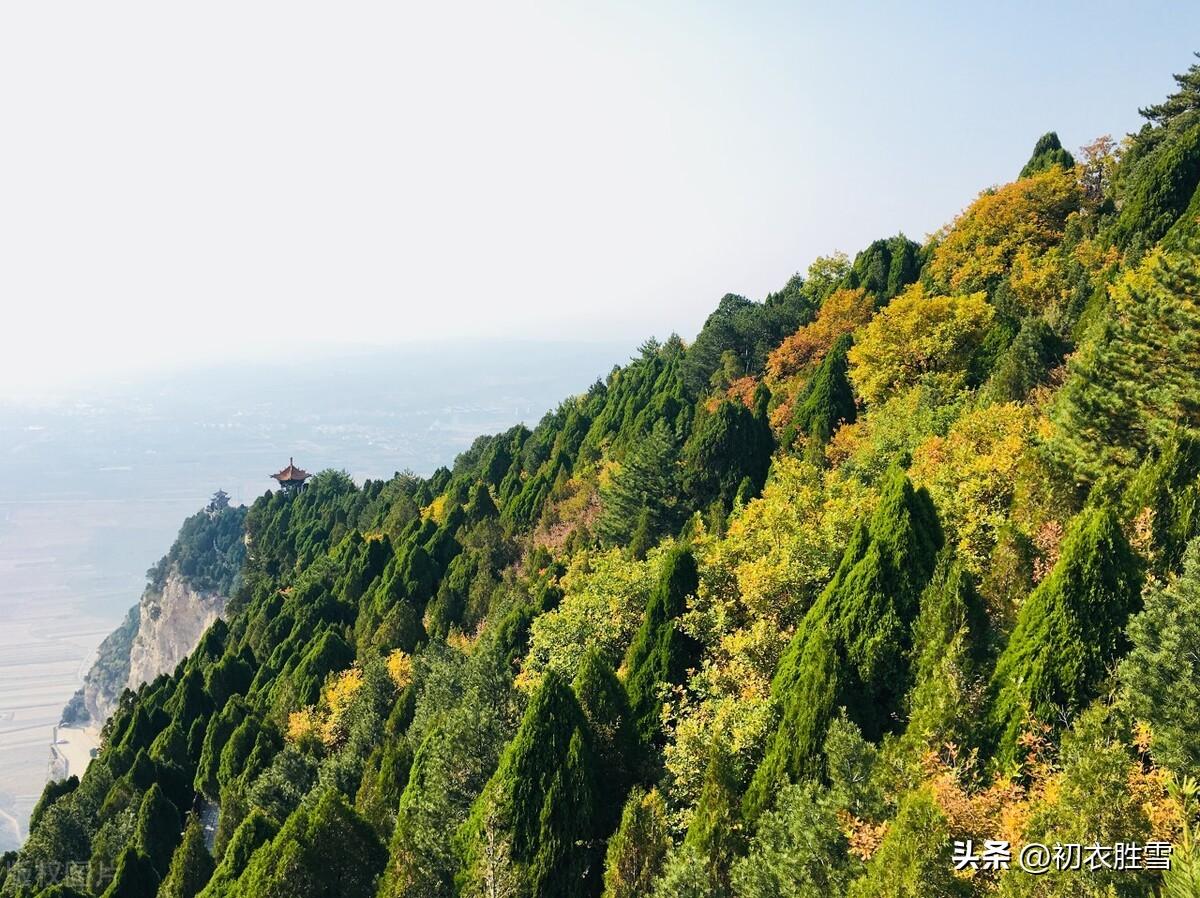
745, 468, 942, 817
988, 506, 1143, 766
458, 670, 602, 898
903, 553, 987, 751
623, 546, 702, 747
159, 817, 215, 898
573, 647, 639, 831
230, 791, 386, 898
101, 847, 160, 898
1019, 131, 1076, 179
134, 783, 182, 878
600, 788, 670, 898
681, 747, 745, 898
682, 397, 773, 512
785, 332, 857, 450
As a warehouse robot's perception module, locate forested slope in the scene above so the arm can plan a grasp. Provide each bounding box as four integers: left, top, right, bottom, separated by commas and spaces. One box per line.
7, 56, 1200, 898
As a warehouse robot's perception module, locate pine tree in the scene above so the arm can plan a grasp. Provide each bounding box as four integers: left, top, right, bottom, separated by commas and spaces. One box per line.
1139, 52, 1200, 128
1123, 433, 1200, 577
159, 817, 215, 898
731, 782, 858, 898
681, 747, 744, 898
623, 546, 702, 747
597, 419, 683, 547
845, 789, 969, 898
1052, 246, 1200, 483
988, 506, 1142, 766
745, 468, 942, 817
1119, 537, 1200, 775
903, 553, 987, 751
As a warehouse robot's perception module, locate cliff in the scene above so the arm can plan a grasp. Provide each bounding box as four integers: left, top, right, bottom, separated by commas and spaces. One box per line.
125, 568, 228, 697
62, 494, 247, 727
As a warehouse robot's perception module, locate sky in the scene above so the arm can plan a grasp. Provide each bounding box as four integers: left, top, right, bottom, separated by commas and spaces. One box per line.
1, 1, 1197, 400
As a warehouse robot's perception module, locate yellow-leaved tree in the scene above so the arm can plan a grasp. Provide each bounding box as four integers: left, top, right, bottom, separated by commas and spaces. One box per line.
847, 285, 994, 406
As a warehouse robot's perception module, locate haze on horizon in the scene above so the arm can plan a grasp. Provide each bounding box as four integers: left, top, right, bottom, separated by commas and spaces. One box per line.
1, 0, 1196, 401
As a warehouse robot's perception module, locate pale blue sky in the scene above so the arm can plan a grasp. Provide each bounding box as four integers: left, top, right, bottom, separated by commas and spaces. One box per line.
0, 1, 1196, 398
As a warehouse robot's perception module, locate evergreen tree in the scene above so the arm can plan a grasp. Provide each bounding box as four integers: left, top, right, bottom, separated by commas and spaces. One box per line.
680, 747, 744, 898
230, 791, 386, 898
1019, 131, 1076, 179
988, 506, 1143, 766
904, 553, 987, 751
1120, 536, 1200, 775
984, 317, 1064, 403
100, 847, 160, 898
134, 783, 182, 878
1139, 52, 1200, 128
682, 397, 773, 512
600, 788, 670, 898
745, 469, 942, 817
1123, 433, 1200, 577
28, 776, 78, 833
845, 789, 969, 898
786, 332, 857, 449
572, 648, 638, 830
731, 782, 858, 898
457, 670, 601, 898
623, 546, 702, 747
1052, 246, 1200, 482
597, 419, 683, 548
159, 817, 215, 898
196, 809, 279, 898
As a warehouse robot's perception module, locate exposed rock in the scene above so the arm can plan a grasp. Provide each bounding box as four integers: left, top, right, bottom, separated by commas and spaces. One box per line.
126, 568, 227, 694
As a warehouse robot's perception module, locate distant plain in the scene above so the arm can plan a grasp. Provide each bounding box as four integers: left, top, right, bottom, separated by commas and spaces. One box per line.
0, 339, 628, 849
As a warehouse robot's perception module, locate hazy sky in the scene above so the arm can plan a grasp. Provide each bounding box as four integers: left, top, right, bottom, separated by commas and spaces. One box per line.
1, 1, 1197, 399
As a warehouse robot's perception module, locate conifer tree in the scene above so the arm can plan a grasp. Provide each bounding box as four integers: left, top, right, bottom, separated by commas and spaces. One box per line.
903, 553, 987, 751
230, 791, 386, 898
572, 648, 639, 831
745, 468, 942, 817
196, 810, 279, 898
680, 747, 744, 898
988, 506, 1142, 766
1019, 131, 1076, 178
134, 783, 182, 878
458, 670, 601, 898
159, 817, 215, 898
1051, 247, 1200, 482
786, 332, 856, 449
597, 419, 683, 548
845, 789, 968, 898
682, 397, 773, 511
600, 788, 670, 898
100, 847, 160, 898
623, 546, 702, 747
1120, 537, 1200, 775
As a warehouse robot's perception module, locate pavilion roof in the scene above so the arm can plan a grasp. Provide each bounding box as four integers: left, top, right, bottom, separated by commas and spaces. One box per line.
271, 457, 311, 483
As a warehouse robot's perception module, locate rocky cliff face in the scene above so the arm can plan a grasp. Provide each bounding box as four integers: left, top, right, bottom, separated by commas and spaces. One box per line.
75, 569, 229, 724
70, 498, 246, 726
125, 568, 228, 695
